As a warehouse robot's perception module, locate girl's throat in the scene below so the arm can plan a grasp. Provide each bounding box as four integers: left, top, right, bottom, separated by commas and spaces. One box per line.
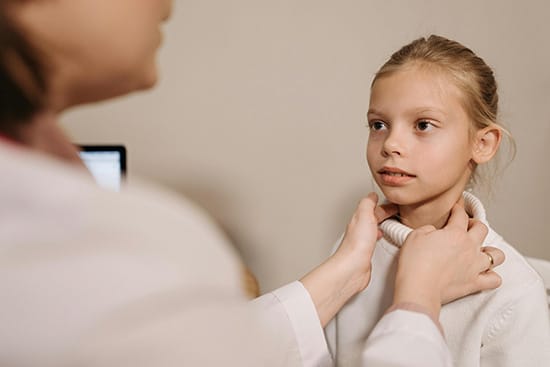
396, 204, 453, 230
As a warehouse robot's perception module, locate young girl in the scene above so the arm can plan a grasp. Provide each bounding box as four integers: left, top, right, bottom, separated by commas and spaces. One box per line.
325, 35, 550, 366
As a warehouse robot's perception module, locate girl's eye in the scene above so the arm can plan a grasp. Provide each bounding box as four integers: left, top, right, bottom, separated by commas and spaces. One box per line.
369, 121, 387, 131
416, 120, 434, 132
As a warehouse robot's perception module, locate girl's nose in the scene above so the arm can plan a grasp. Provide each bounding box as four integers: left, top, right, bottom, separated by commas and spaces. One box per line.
382, 130, 404, 157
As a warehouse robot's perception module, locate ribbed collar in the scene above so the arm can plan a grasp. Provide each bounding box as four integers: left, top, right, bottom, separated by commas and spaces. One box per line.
379, 191, 488, 248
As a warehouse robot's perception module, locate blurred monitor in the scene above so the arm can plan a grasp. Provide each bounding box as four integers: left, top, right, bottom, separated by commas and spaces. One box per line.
79, 145, 126, 191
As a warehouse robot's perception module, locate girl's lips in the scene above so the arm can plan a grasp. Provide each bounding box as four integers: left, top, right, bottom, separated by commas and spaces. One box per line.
377, 167, 416, 186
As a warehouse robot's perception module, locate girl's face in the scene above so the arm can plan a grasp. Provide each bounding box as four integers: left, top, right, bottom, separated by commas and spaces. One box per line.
366, 66, 475, 207
13, 0, 173, 108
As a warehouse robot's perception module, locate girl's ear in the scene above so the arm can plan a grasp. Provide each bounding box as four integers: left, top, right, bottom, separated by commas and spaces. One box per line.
472, 124, 502, 164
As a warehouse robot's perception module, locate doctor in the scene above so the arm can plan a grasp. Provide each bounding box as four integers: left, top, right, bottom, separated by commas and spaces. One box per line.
0, 0, 504, 366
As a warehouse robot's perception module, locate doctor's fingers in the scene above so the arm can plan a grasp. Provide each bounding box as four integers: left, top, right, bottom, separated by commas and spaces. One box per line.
474, 270, 503, 292
466, 219, 489, 243
479, 246, 505, 273
446, 203, 470, 231
374, 203, 398, 223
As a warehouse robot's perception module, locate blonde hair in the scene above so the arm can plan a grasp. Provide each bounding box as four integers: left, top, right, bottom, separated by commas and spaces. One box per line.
372, 35, 515, 191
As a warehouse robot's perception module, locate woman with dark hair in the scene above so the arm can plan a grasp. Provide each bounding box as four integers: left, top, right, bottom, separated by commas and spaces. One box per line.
0, 1, 504, 366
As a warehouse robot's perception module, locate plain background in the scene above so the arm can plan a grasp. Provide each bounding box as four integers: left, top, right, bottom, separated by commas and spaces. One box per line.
62, 0, 550, 292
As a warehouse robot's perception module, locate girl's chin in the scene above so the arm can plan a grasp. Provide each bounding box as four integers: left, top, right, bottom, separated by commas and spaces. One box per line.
378, 191, 416, 206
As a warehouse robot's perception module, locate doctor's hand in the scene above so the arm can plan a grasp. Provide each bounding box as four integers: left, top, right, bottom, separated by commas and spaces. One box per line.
301, 193, 397, 327
393, 203, 505, 320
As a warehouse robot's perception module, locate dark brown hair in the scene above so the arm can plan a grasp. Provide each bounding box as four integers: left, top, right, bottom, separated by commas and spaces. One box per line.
0, 1, 46, 136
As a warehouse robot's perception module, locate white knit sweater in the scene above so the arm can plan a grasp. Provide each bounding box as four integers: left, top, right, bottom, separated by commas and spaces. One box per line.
325, 192, 550, 366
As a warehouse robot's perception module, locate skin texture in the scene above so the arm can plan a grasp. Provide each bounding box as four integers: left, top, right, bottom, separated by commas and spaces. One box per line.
13, 0, 173, 110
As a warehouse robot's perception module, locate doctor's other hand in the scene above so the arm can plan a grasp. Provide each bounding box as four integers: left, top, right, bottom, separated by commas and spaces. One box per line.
393, 203, 505, 319
332, 192, 398, 291
301, 192, 397, 327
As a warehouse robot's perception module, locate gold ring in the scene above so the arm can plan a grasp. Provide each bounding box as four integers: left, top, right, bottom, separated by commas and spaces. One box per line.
484, 250, 494, 270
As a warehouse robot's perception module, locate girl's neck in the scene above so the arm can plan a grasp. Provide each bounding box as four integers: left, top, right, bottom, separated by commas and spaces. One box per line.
13, 110, 85, 168
397, 191, 465, 229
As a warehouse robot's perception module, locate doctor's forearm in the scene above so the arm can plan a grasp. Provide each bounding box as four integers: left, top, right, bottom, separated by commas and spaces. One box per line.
301, 193, 397, 327
300, 253, 367, 327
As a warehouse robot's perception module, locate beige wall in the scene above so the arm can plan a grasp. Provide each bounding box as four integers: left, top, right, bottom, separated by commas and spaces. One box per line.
62, 0, 550, 292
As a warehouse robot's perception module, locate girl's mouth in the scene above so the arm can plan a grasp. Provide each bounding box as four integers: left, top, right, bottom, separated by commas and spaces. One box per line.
378, 167, 416, 185
382, 171, 410, 177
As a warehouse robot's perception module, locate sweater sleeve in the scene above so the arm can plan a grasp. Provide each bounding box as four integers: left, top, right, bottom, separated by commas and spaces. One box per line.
481, 278, 550, 367
362, 309, 453, 367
